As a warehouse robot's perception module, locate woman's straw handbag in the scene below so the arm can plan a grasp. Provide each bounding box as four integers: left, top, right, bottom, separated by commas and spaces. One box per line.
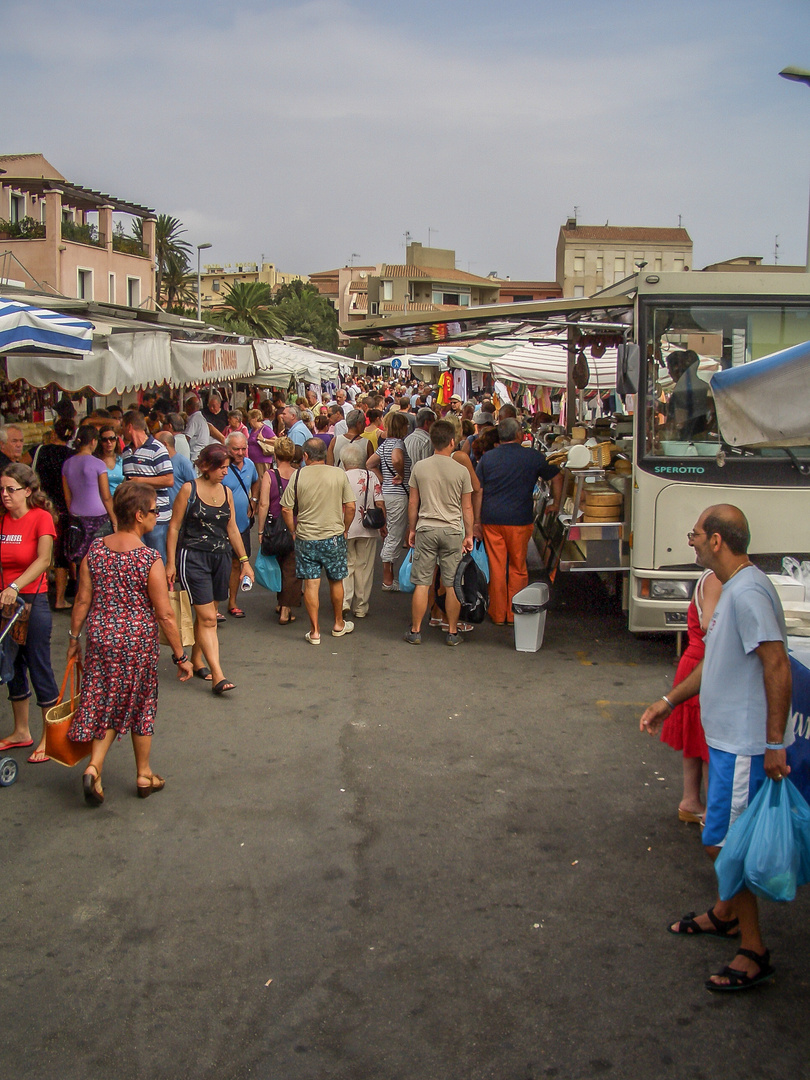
45, 657, 89, 767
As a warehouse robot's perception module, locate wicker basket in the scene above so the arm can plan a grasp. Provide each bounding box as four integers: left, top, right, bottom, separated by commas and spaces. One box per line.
589, 441, 613, 467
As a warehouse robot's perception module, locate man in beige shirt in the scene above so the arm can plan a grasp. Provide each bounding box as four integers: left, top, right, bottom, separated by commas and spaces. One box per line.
281, 438, 356, 645
404, 420, 473, 646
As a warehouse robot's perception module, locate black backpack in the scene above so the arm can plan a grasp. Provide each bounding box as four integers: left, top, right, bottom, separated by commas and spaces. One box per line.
453, 553, 488, 624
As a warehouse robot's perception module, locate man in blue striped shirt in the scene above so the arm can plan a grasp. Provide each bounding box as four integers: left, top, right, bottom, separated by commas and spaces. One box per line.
121, 411, 174, 561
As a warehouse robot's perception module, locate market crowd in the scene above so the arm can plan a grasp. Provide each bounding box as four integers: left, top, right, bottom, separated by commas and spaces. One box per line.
0, 376, 563, 802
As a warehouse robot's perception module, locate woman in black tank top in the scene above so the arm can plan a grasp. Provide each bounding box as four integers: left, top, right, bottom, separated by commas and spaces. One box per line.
166, 444, 254, 695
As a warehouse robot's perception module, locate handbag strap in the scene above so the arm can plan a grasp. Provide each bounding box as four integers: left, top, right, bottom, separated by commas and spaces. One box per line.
362, 470, 373, 513
57, 656, 83, 707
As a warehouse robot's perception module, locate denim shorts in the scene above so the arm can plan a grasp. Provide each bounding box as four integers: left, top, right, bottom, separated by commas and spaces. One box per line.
295, 534, 348, 581
7, 593, 59, 707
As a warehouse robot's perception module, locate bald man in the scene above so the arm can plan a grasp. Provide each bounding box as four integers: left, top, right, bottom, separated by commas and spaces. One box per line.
640, 504, 792, 992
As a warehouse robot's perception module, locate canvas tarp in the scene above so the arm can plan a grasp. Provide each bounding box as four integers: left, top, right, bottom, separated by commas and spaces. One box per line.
711, 340, 810, 447
169, 340, 255, 387
7, 332, 171, 394
447, 339, 618, 389
252, 339, 341, 386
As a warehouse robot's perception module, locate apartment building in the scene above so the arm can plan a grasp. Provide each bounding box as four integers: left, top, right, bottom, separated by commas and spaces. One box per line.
556, 218, 693, 297
0, 153, 156, 308
198, 261, 305, 311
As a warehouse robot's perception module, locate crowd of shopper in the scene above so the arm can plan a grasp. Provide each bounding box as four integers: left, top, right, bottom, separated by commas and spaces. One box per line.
0, 377, 563, 804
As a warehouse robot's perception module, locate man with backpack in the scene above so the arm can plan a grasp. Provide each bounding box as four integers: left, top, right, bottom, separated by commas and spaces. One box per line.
404, 420, 474, 647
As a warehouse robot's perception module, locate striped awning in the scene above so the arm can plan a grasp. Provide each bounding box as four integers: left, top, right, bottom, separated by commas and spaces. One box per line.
0, 297, 94, 355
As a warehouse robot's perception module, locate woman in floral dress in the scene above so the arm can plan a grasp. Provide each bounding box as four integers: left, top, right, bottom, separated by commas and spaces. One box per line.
67, 482, 193, 805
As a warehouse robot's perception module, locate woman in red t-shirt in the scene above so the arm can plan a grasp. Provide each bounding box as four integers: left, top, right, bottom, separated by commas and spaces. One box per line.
0, 463, 59, 762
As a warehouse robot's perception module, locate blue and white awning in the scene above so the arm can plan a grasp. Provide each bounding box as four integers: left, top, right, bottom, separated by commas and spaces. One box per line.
0, 297, 94, 355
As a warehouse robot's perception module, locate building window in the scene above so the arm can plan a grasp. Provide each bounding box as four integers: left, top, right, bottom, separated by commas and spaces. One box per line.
573, 256, 585, 275
370, 301, 379, 315
62, 209, 74, 224
673, 258, 685, 272
127, 277, 141, 307
614, 257, 626, 276
382, 280, 393, 301
212, 279, 220, 293
77, 269, 93, 300
654, 257, 662, 272
9, 193, 25, 224
108, 273, 115, 303
573, 285, 585, 298
596, 256, 603, 274
432, 289, 469, 306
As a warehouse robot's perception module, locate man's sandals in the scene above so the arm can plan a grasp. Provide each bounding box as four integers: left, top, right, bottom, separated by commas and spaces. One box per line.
706, 948, 775, 992
667, 908, 740, 939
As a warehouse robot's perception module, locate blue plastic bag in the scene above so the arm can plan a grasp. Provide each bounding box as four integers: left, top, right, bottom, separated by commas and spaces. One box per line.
470, 539, 490, 583
398, 549, 415, 593
254, 551, 282, 593
715, 777, 810, 902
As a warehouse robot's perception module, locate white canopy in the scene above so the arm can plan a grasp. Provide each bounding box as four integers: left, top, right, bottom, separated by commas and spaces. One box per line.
7, 332, 171, 394
7, 333, 255, 394
447, 339, 618, 389
711, 340, 810, 447
252, 339, 341, 386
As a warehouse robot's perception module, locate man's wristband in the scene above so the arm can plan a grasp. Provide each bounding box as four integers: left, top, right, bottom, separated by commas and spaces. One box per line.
661, 695, 674, 710
239, 555, 249, 563
765, 742, 785, 751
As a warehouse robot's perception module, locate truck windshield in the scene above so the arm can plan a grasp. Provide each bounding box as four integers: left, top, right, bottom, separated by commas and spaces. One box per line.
643, 301, 810, 461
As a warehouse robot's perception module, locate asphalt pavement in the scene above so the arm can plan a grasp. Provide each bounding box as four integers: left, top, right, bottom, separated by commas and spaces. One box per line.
2, 564, 809, 1080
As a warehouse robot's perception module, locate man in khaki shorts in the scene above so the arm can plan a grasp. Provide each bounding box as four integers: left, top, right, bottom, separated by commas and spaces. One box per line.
404, 420, 473, 646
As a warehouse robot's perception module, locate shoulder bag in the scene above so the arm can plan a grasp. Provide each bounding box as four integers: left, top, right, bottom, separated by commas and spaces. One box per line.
361, 470, 385, 530
261, 468, 296, 558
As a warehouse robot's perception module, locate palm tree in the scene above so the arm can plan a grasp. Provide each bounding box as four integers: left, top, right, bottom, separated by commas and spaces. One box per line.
132, 214, 192, 306
162, 251, 196, 312
217, 281, 286, 338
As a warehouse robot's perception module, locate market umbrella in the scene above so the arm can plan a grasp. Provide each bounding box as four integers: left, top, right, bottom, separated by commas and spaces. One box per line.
711, 339, 810, 447
0, 297, 93, 355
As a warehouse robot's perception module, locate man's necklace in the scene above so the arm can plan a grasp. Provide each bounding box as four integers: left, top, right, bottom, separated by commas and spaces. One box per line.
726, 560, 752, 583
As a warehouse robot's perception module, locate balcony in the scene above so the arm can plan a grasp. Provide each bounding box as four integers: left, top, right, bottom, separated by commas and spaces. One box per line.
112, 232, 149, 258
0, 216, 46, 240
61, 220, 105, 248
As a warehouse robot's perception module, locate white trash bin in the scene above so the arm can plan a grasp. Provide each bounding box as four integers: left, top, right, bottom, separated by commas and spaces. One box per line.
512, 582, 549, 652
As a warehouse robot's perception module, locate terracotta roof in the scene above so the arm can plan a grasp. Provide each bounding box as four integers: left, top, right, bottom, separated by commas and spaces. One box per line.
560, 225, 692, 244
349, 280, 368, 291
381, 302, 441, 312
379, 264, 500, 286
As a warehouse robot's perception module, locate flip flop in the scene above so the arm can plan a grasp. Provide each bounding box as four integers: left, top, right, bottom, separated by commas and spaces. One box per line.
212, 680, 236, 695
27, 750, 50, 764
228, 608, 246, 618
193, 667, 212, 681
278, 614, 296, 624
0, 738, 34, 751
216, 613, 226, 623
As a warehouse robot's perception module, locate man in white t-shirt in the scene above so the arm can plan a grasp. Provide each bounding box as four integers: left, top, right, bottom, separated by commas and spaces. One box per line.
640, 504, 792, 993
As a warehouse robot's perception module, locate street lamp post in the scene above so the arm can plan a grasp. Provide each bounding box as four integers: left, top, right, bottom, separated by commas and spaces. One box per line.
779, 66, 810, 272
197, 242, 212, 320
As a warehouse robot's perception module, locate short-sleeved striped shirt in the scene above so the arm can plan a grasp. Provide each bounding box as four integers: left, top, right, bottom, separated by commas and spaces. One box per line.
122, 435, 174, 523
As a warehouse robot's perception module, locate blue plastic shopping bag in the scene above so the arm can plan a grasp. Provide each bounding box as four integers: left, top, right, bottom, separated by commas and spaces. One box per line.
254, 551, 282, 593
470, 539, 490, 583
398, 549, 415, 593
715, 777, 810, 902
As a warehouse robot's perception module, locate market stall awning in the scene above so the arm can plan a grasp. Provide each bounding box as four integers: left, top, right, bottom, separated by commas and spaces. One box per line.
711, 340, 810, 447
7, 332, 171, 394
447, 339, 618, 389
170, 340, 255, 388
252, 339, 341, 386
0, 296, 93, 355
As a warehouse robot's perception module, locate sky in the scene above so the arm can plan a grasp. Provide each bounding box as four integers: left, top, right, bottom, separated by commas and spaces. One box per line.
3, 0, 810, 280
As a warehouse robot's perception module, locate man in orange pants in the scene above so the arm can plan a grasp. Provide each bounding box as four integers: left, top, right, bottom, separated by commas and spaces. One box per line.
476, 418, 562, 624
